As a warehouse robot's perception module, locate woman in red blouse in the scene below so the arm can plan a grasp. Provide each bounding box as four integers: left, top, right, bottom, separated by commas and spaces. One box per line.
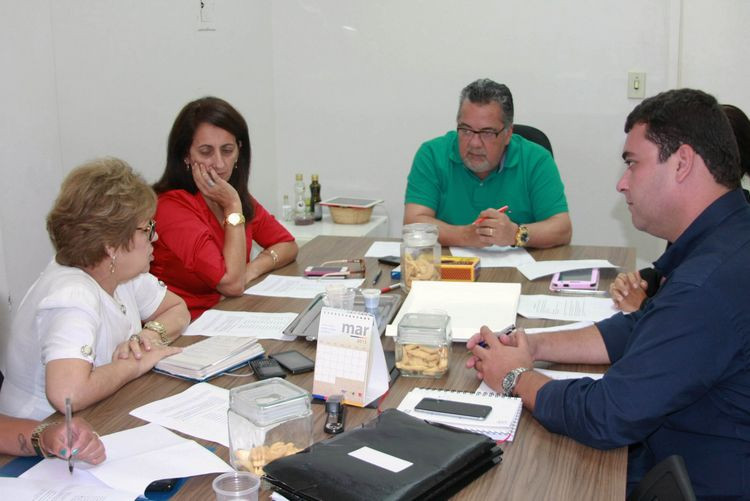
152, 97, 298, 319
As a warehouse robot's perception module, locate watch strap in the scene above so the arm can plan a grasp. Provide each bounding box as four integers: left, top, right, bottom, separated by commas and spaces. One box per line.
31, 421, 58, 457
144, 321, 169, 345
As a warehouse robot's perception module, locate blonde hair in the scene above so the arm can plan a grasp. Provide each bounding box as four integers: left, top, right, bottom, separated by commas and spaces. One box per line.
47, 157, 156, 268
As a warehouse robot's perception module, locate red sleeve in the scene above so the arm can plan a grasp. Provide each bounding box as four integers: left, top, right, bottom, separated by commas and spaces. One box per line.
154, 191, 226, 288
249, 199, 295, 249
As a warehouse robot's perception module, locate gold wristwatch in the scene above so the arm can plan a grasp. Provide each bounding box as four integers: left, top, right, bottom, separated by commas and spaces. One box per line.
144, 321, 169, 345
224, 212, 246, 227
513, 224, 530, 247
31, 421, 57, 457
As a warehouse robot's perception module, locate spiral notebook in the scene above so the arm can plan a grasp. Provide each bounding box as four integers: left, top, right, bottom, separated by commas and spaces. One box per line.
397, 387, 522, 441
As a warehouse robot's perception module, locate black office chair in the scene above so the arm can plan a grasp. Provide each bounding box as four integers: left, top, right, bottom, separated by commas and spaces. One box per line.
627, 455, 696, 501
513, 124, 554, 157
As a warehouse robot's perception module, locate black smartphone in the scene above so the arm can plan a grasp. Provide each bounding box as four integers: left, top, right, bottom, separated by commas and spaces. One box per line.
377, 255, 401, 266
414, 398, 492, 420
270, 350, 315, 374
249, 358, 287, 379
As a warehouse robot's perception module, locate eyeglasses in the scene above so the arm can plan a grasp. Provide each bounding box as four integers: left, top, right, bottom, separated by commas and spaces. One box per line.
137, 220, 156, 242
457, 125, 506, 142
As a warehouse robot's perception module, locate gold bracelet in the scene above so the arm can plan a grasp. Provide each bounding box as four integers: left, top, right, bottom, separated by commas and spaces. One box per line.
144, 321, 169, 345
265, 249, 279, 267
31, 421, 58, 457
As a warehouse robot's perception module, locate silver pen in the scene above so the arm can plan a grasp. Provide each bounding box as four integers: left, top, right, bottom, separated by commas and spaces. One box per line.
479, 323, 516, 348
65, 397, 73, 474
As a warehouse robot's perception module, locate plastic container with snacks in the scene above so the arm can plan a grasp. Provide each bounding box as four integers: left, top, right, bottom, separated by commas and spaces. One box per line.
228, 378, 312, 476
395, 312, 452, 378
401, 223, 441, 292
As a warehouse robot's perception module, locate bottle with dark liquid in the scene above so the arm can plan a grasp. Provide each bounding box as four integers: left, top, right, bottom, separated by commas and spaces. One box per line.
310, 174, 322, 221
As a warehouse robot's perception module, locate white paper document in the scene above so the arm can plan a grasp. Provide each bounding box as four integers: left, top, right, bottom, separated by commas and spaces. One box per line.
450, 245, 536, 268
245, 274, 364, 298
516, 259, 618, 280
536, 368, 604, 381
21, 423, 231, 496
185, 309, 297, 340
0, 477, 138, 501
518, 294, 618, 322
130, 382, 231, 446
525, 320, 594, 334
385, 281, 521, 342
364, 241, 401, 257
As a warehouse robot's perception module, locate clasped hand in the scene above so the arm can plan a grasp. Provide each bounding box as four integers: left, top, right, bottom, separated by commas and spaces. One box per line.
609, 271, 648, 312
472, 209, 517, 247
466, 326, 534, 393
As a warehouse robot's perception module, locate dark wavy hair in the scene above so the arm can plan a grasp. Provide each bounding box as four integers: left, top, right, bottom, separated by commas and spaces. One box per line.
154, 96, 254, 219
723, 104, 750, 178
625, 89, 741, 189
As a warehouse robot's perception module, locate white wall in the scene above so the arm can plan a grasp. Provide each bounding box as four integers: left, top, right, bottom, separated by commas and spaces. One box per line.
0, 0, 747, 318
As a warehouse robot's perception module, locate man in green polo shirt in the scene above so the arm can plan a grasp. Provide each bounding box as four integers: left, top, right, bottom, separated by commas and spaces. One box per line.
404, 79, 572, 248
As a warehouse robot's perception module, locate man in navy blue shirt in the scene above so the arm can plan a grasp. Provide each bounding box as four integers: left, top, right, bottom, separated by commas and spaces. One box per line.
467, 88, 750, 499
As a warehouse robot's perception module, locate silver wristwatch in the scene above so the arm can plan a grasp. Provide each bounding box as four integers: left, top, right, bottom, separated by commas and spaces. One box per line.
502, 367, 533, 397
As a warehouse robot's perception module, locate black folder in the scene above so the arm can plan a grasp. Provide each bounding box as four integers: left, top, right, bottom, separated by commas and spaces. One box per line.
263, 409, 503, 500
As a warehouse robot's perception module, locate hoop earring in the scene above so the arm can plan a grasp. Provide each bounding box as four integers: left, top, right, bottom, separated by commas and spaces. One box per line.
109, 255, 116, 274
185, 162, 191, 171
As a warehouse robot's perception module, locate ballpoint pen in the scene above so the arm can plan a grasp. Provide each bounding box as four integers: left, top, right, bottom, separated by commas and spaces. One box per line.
474, 205, 509, 225
380, 283, 402, 293
478, 323, 516, 348
372, 269, 383, 286
65, 397, 73, 474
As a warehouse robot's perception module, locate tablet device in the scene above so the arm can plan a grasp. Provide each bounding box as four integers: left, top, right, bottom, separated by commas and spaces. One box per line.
549, 268, 600, 291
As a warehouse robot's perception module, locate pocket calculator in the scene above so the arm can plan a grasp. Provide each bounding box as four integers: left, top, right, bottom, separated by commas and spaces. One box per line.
249, 358, 287, 380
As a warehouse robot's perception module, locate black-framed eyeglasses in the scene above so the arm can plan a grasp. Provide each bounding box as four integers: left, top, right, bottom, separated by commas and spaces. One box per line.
457, 125, 506, 142
137, 220, 156, 242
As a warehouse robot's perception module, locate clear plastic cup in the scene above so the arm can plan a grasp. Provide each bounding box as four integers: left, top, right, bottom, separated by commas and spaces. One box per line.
324, 284, 355, 310
212, 471, 260, 501
361, 288, 381, 310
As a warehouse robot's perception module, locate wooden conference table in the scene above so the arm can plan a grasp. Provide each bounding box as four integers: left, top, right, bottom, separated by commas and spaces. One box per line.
1, 236, 633, 500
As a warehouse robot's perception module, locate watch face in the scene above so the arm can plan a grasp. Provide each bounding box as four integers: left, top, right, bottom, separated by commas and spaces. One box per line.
226, 213, 244, 226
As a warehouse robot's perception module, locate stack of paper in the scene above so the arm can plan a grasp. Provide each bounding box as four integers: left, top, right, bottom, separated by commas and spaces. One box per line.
385, 281, 521, 342
154, 335, 264, 381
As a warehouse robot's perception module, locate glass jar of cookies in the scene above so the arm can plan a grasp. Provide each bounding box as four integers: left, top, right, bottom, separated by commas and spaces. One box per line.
395, 312, 451, 378
228, 378, 312, 475
401, 223, 441, 292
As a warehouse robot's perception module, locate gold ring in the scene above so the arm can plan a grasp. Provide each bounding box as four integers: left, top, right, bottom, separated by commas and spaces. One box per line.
129, 334, 141, 344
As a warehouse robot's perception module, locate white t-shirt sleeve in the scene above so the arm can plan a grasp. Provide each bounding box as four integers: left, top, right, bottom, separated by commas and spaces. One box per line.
37, 283, 101, 364
129, 272, 168, 320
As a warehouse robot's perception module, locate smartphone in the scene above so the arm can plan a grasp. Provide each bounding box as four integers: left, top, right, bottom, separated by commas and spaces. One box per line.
249, 358, 287, 379
304, 266, 348, 277
414, 398, 492, 420
549, 268, 600, 291
270, 350, 315, 374
377, 255, 401, 266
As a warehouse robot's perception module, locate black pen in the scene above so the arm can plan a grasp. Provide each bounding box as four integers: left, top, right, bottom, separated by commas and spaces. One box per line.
372, 269, 383, 286
478, 324, 516, 348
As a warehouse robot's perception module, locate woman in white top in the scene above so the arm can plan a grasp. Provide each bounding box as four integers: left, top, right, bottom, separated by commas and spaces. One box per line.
0, 158, 190, 420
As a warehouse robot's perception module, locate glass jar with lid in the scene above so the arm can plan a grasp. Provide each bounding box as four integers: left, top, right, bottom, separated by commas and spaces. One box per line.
395, 312, 452, 378
401, 223, 441, 292
228, 378, 312, 475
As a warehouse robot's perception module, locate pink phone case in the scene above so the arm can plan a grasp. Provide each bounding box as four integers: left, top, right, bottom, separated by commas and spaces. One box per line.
549, 268, 600, 290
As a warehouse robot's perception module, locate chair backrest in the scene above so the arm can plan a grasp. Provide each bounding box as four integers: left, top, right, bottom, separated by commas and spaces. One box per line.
513, 124, 554, 157
627, 455, 696, 501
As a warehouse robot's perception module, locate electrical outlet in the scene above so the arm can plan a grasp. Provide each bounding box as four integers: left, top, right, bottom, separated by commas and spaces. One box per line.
628, 72, 646, 99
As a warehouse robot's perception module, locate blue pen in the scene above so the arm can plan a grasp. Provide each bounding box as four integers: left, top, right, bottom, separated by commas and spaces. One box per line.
478, 324, 516, 348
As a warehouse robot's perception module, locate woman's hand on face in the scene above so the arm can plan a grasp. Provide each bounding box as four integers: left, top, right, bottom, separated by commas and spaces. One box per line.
190, 162, 241, 212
